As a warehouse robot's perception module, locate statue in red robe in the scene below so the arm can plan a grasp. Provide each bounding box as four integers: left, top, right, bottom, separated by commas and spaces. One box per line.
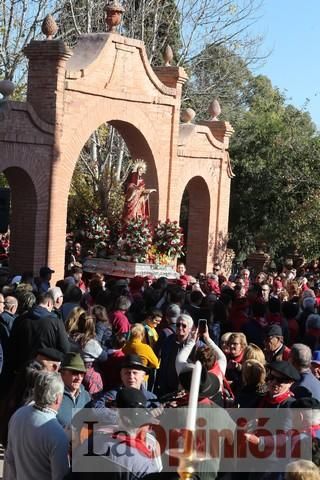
122, 160, 156, 224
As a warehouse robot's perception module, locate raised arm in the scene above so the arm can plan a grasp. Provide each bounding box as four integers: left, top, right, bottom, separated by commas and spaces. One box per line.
175, 331, 197, 376
203, 328, 227, 374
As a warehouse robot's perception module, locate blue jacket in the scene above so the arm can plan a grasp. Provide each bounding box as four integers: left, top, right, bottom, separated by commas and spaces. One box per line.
57, 384, 91, 427
292, 369, 320, 401
92, 385, 159, 409
0, 311, 16, 334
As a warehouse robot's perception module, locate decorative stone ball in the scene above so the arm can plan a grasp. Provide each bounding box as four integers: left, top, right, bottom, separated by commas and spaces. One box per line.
208, 98, 221, 121
42, 14, 58, 40
0, 80, 15, 100
163, 45, 173, 66
181, 108, 196, 124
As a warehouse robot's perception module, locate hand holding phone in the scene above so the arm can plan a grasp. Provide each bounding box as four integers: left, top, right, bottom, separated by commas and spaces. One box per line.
198, 318, 207, 335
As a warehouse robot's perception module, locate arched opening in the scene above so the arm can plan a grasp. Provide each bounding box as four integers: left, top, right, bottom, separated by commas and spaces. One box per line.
180, 176, 210, 275
2, 167, 37, 273
67, 120, 159, 261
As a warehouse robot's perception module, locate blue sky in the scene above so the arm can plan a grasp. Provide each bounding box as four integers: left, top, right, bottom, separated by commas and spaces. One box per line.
252, 0, 320, 127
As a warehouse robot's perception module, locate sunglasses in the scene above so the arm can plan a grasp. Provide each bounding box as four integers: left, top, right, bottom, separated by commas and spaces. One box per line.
267, 374, 290, 384
176, 323, 188, 329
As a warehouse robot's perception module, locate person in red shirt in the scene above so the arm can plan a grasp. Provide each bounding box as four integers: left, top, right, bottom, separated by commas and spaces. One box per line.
109, 295, 131, 336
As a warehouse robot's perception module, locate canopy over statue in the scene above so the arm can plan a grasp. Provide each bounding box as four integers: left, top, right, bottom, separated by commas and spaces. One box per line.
122, 160, 156, 224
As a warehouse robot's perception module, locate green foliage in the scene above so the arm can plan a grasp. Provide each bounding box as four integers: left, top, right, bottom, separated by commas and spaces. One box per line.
0, 173, 9, 188
67, 124, 125, 231
229, 75, 320, 261
184, 44, 253, 121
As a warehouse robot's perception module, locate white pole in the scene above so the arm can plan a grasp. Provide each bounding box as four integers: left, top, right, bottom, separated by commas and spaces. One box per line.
185, 361, 202, 432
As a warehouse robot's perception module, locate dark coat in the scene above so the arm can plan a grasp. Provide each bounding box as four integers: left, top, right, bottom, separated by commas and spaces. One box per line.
5, 305, 70, 375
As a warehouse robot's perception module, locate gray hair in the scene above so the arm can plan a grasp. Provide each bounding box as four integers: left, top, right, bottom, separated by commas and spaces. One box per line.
116, 295, 131, 311
48, 286, 63, 303
34, 371, 64, 407
290, 343, 312, 370
177, 313, 193, 330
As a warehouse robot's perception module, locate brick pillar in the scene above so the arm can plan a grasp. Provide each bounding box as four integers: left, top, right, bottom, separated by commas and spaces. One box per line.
153, 66, 188, 89
153, 66, 188, 219
24, 40, 72, 281
24, 40, 72, 125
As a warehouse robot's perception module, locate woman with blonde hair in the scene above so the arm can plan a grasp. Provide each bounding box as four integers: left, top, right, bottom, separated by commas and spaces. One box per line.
226, 332, 247, 395
122, 323, 159, 370
65, 306, 86, 335
243, 343, 266, 364
285, 460, 320, 480
236, 359, 267, 408
220, 332, 232, 356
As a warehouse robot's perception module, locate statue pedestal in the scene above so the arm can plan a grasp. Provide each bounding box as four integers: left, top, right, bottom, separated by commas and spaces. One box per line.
83, 258, 179, 279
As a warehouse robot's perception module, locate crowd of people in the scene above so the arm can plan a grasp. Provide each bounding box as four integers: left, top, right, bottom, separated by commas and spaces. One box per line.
0, 243, 320, 479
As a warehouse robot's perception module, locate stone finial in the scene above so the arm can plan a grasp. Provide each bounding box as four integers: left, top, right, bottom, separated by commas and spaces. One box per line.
0, 80, 15, 101
181, 108, 196, 124
163, 45, 173, 66
208, 98, 221, 121
42, 14, 58, 40
105, 0, 125, 33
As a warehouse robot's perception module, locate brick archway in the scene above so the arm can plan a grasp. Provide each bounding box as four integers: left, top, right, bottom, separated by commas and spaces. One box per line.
181, 176, 210, 275
0, 31, 233, 279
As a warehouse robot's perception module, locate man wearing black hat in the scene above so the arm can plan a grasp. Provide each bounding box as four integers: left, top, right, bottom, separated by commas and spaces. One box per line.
260, 361, 300, 408
92, 354, 159, 412
35, 347, 64, 372
72, 387, 162, 478
245, 363, 309, 479
161, 367, 236, 480
264, 324, 291, 363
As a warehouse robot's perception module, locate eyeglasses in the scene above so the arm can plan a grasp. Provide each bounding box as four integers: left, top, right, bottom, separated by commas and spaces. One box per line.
267, 374, 289, 384
176, 323, 188, 329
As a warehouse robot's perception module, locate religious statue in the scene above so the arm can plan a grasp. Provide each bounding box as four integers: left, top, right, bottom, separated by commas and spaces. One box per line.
122, 159, 156, 224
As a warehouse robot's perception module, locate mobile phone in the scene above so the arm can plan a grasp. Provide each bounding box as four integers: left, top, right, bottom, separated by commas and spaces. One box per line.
198, 319, 207, 335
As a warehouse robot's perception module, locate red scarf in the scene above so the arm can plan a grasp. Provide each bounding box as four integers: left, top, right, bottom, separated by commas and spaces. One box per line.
261, 389, 293, 407
230, 350, 244, 364
112, 431, 153, 458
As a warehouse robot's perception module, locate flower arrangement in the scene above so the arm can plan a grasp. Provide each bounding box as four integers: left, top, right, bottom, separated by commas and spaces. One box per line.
121, 217, 152, 262
83, 212, 110, 252
153, 219, 184, 259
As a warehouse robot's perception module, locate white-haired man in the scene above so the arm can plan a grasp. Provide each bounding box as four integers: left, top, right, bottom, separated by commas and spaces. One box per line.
4, 371, 69, 480
156, 313, 200, 396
